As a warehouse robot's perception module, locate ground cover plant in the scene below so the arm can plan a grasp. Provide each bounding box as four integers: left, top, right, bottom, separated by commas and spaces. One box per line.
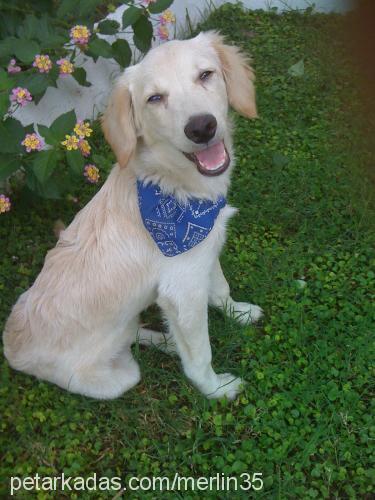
1, 3, 374, 498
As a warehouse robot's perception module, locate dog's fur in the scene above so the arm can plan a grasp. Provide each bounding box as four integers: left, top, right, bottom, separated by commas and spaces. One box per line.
3, 32, 262, 400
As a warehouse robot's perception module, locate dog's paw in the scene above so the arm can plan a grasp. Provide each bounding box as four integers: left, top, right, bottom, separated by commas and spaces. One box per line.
228, 301, 263, 325
206, 373, 245, 400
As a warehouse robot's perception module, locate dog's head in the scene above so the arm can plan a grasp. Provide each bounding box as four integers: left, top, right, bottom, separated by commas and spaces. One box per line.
102, 32, 257, 177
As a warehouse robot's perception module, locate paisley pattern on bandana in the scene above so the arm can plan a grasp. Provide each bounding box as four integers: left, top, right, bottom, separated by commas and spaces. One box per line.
137, 180, 226, 257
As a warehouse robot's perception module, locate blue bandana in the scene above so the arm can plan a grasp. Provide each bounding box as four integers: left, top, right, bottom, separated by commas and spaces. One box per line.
137, 179, 226, 257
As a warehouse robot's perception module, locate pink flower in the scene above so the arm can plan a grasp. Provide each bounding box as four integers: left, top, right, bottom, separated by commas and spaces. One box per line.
7, 59, 21, 74
57, 58, 74, 76
10, 87, 32, 107
21, 133, 45, 152
70, 25, 91, 46
78, 138, 91, 157
0, 194, 11, 214
33, 54, 53, 73
159, 10, 176, 25
157, 25, 169, 41
84, 164, 100, 184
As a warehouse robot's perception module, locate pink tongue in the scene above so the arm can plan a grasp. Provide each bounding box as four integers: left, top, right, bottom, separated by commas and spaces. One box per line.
194, 141, 226, 170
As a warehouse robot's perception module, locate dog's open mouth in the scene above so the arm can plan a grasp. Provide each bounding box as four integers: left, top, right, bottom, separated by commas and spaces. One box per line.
184, 141, 230, 176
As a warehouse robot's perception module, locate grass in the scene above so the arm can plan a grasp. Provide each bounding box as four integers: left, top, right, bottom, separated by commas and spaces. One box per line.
1, 4, 374, 498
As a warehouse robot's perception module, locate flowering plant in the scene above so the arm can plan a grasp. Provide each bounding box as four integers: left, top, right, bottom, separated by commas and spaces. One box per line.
0, 0, 175, 211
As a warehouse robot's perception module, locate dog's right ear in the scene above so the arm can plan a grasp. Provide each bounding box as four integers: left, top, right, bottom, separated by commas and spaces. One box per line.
101, 76, 137, 168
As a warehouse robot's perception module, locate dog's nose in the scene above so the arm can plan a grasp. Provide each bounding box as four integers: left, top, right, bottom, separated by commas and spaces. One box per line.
184, 114, 217, 144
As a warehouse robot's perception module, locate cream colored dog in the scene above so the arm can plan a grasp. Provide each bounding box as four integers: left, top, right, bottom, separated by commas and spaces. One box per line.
3, 32, 262, 400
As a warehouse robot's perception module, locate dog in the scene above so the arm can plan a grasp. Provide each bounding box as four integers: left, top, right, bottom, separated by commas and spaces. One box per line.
3, 32, 262, 400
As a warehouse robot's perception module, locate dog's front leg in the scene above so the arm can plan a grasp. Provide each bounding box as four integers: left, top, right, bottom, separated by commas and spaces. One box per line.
157, 285, 243, 400
209, 258, 263, 324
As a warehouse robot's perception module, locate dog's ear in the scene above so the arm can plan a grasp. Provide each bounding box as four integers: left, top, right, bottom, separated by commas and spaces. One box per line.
204, 31, 257, 119
101, 76, 137, 168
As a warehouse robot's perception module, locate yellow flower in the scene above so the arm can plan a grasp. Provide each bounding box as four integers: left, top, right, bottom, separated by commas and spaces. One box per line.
157, 25, 169, 41
84, 164, 100, 184
160, 10, 176, 24
33, 54, 53, 73
22, 133, 45, 152
74, 121, 92, 139
0, 194, 11, 214
78, 139, 91, 157
61, 134, 79, 150
70, 25, 91, 45
57, 58, 74, 76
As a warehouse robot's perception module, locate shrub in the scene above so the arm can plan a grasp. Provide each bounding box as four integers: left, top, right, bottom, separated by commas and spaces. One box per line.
0, 0, 175, 206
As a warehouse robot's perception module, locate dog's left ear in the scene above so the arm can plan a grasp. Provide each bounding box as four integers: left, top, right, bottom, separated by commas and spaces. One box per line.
203, 31, 257, 119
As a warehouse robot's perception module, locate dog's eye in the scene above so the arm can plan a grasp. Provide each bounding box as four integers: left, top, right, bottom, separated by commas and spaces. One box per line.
147, 94, 163, 103
199, 70, 213, 81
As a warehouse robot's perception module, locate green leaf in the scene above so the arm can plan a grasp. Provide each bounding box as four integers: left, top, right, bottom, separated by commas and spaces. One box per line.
0, 37, 17, 59
0, 155, 21, 182
57, 0, 77, 18
0, 118, 24, 154
50, 110, 77, 140
148, 0, 174, 14
0, 92, 9, 117
288, 59, 305, 77
272, 152, 288, 168
17, 15, 39, 40
44, 34, 68, 48
16, 73, 49, 97
87, 38, 113, 59
46, 65, 59, 88
37, 124, 58, 146
112, 39, 132, 69
27, 14, 67, 45
122, 6, 142, 28
13, 39, 40, 63
133, 16, 153, 53
26, 170, 62, 199
32, 150, 58, 185
327, 382, 339, 401
72, 67, 91, 87
0, 68, 13, 92
78, 0, 102, 17
98, 20, 120, 35
66, 150, 84, 176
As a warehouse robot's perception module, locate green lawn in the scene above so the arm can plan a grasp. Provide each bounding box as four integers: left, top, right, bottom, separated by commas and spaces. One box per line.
1, 4, 374, 498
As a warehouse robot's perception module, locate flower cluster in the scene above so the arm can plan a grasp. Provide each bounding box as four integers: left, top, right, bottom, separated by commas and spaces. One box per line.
21, 133, 45, 152
74, 120, 92, 139
70, 25, 91, 46
159, 10, 176, 25
61, 134, 79, 151
156, 10, 176, 41
78, 139, 91, 156
84, 164, 100, 184
33, 54, 53, 73
7, 59, 21, 74
61, 121, 92, 158
10, 87, 32, 107
57, 58, 74, 76
0, 194, 11, 214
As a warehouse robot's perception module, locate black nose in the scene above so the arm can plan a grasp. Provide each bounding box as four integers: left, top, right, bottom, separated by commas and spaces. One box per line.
184, 114, 217, 144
